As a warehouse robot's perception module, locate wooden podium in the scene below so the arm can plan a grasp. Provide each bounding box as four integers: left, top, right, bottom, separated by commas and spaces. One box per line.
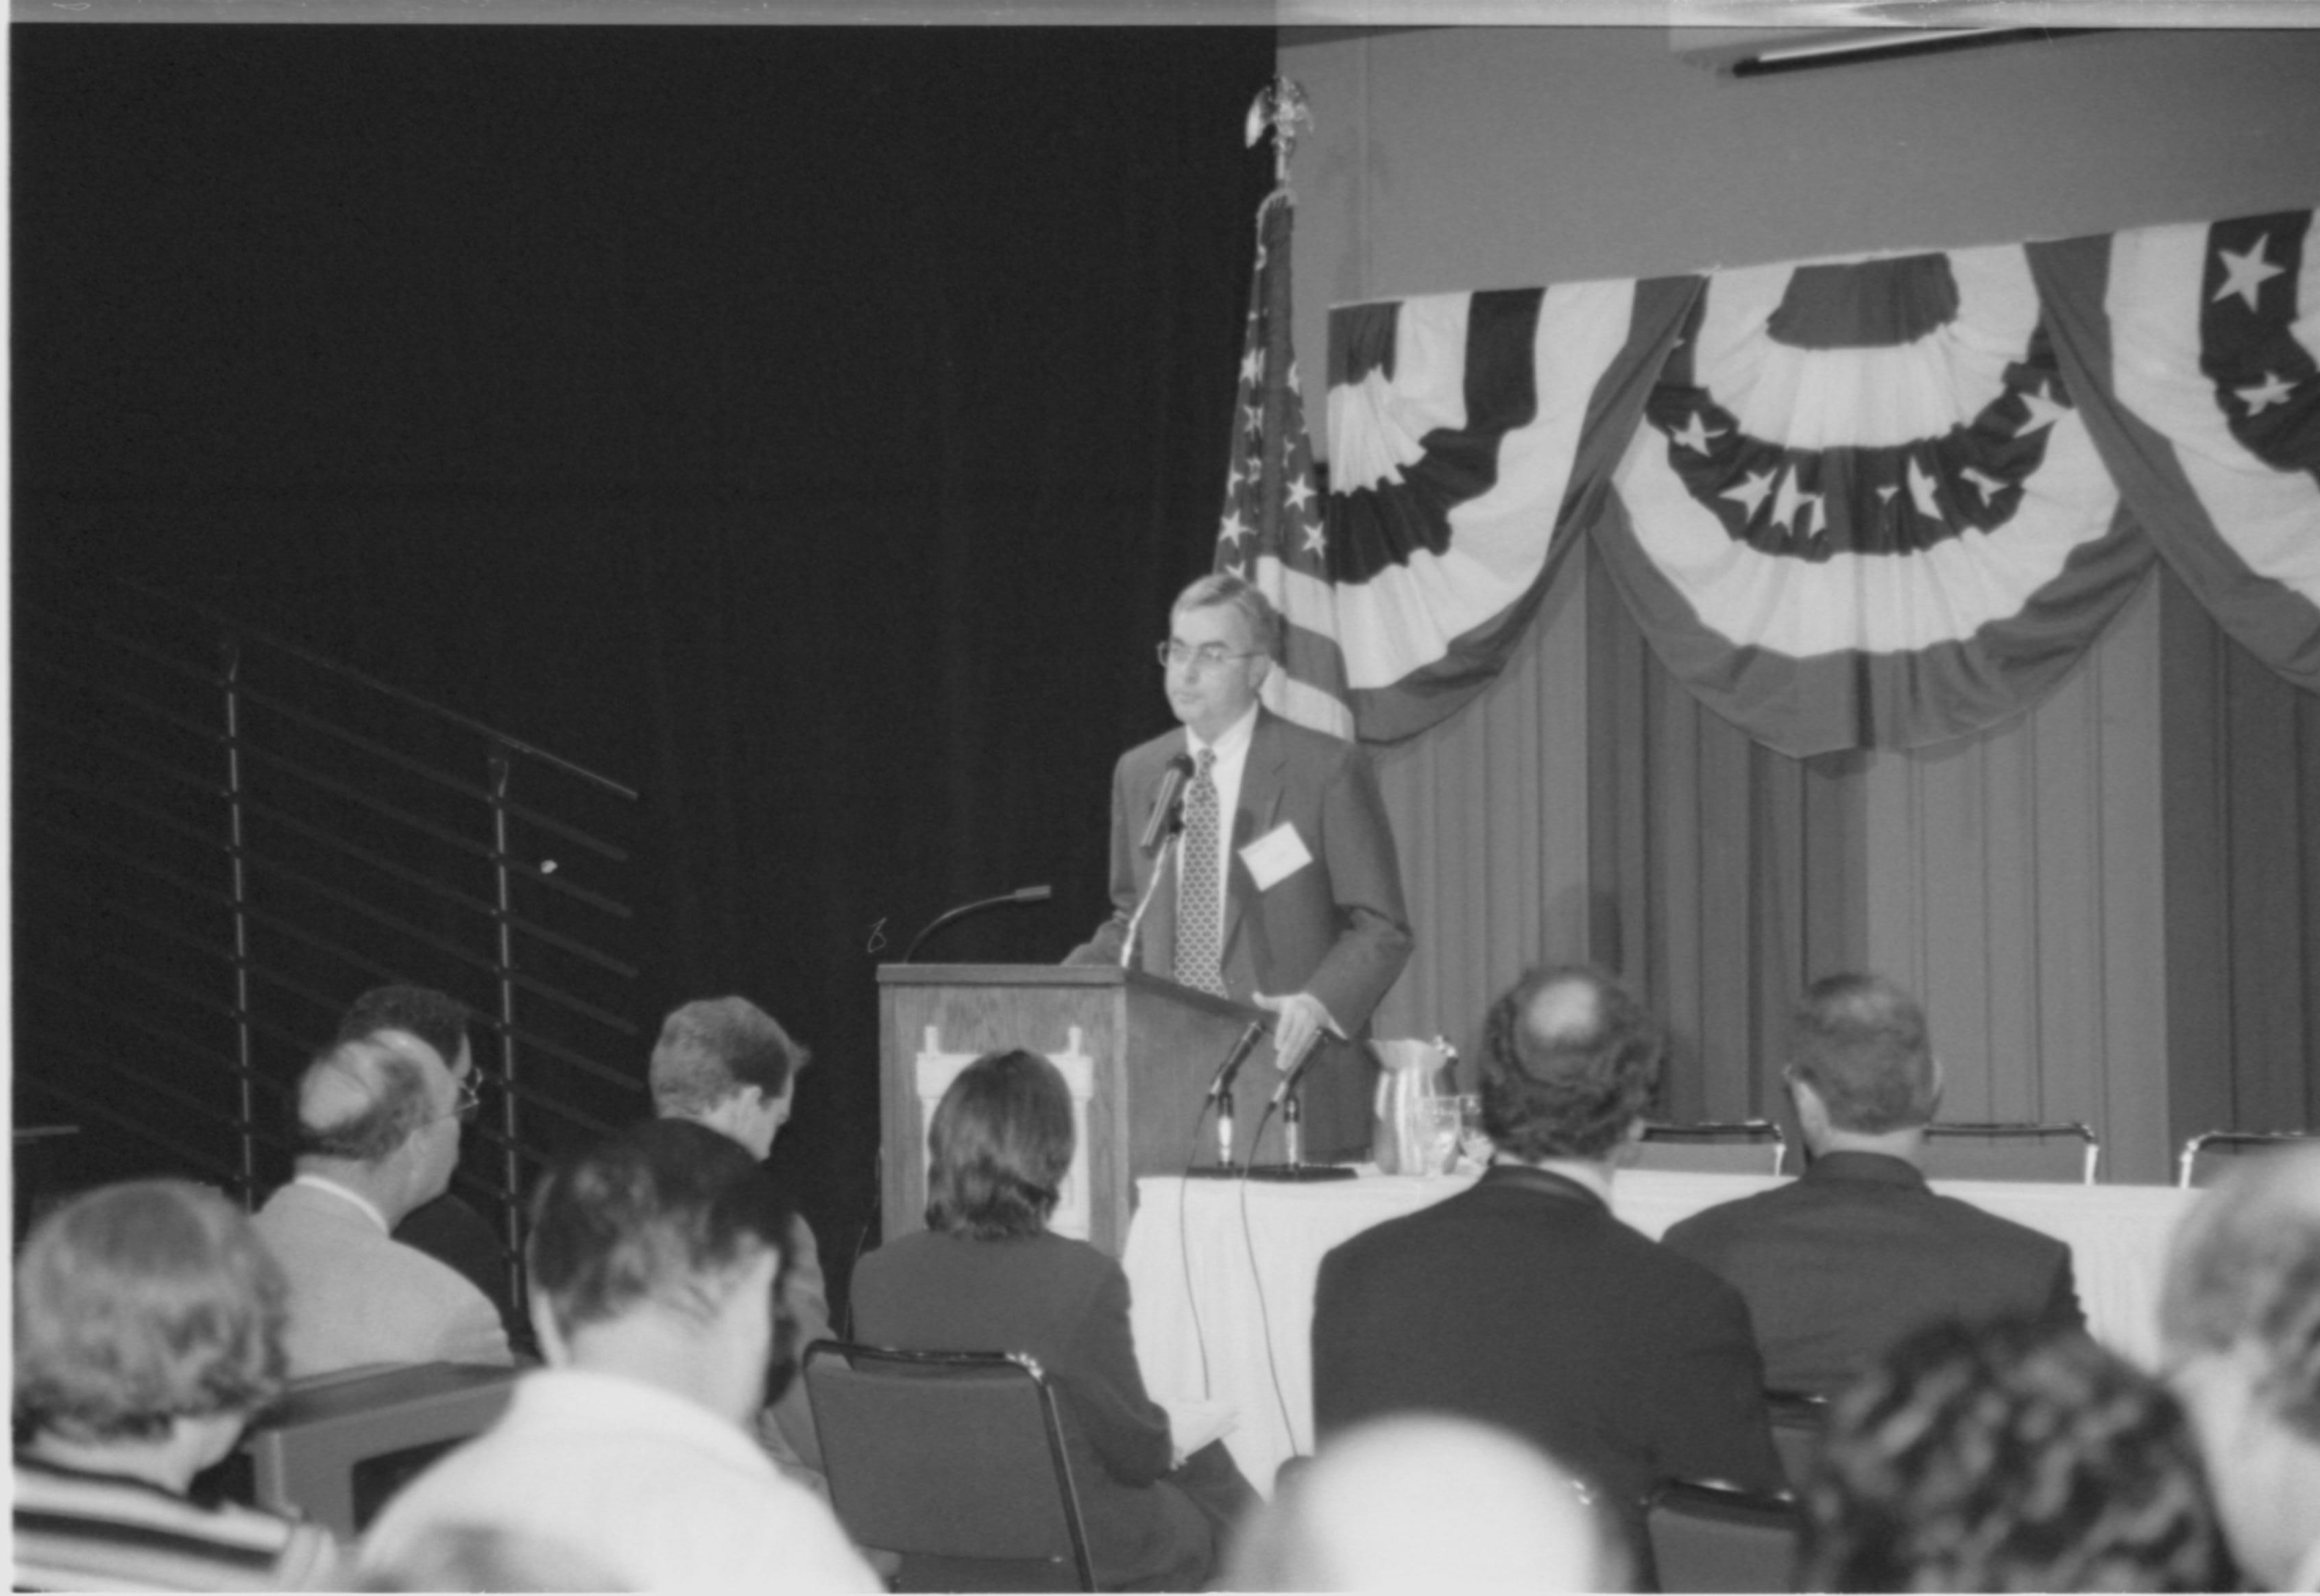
875, 964, 1294, 1257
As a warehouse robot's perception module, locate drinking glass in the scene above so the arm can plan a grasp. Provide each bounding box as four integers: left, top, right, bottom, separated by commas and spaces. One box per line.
1456, 1093, 1492, 1165
1419, 1095, 1464, 1176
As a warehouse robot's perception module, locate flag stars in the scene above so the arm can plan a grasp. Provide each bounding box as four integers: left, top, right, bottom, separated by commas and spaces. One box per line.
1240, 348, 1266, 386
1218, 509, 1251, 546
1301, 516, 1327, 557
2236, 372, 2297, 415
2212, 236, 2285, 312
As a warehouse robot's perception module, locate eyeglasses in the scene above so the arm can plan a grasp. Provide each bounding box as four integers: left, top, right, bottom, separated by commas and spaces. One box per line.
448, 1074, 482, 1121
1157, 640, 1264, 671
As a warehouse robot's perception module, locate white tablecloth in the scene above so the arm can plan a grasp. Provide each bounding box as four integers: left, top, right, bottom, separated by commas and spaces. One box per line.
1122, 1166, 2199, 1494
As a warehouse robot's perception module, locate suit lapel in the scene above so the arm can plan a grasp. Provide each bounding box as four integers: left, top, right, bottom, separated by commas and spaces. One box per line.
1226, 712, 1289, 958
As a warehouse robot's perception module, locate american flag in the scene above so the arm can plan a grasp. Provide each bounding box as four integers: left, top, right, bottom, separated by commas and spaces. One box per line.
1215, 189, 1355, 739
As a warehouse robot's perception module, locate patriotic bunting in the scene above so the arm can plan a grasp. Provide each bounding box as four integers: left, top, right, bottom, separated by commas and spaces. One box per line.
1315, 207, 2320, 753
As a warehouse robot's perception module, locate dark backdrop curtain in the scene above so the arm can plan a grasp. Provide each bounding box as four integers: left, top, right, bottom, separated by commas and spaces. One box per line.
2161, 566, 2320, 1146
12, 25, 1277, 1310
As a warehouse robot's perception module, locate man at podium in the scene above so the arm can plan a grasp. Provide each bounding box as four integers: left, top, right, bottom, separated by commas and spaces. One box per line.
1067, 574, 1412, 1161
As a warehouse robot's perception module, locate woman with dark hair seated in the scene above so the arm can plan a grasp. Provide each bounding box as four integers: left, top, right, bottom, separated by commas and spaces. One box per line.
1798, 1316, 2236, 1593
852, 1048, 1256, 1591
14, 1180, 344, 1591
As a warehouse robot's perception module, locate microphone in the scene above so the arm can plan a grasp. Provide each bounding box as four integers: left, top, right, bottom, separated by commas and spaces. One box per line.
1205, 1020, 1268, 1167
1137, 753, 1196, 857
900, 883, 1054, 963
1117, 830, 1179, 971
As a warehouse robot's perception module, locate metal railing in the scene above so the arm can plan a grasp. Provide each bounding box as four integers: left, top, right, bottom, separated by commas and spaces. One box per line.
13, 561, 649, 1309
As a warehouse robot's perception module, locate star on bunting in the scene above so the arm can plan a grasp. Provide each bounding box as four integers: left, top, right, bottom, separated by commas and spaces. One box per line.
1669, 411, 1721, 455
1721, 466, 1778, 520
2016, 385, 2070, 435
2213, 237, 2285, 311
2237, 372, 2297, 415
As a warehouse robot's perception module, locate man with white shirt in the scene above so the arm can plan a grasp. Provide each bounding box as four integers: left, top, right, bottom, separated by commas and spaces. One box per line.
361, 1118, 882, 1594
1067, 573, 1412, 1159
253, 1030, 513, 1377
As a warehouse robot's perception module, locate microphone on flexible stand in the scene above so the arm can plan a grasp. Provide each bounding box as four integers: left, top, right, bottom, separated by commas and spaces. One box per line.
1120, 760, 1194, 970
1184, 1019, 1268, 1178
900, 883, 1054, 963
1138, 753, 1196, 857
1242, 1041, 1357, 1182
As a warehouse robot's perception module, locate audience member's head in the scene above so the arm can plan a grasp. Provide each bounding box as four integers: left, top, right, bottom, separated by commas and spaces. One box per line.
293, 1030, 466, 1221
2158, 1141, 2320, 1591
647, 995, 810, 1161
1477, 964, 1664, 1165
527, 1118, 790, 1427
14, 1180, 289, 1489
337, 983, 474, 1080
923, 1048, 1072, 1240
1799, 1316, 2234, 1593
1786, 973, 1942, 1152
1225, 1414, 1623, 1591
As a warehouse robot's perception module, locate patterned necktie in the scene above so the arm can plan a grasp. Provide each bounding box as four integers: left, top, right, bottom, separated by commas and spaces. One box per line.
1173, 748, 1227, 995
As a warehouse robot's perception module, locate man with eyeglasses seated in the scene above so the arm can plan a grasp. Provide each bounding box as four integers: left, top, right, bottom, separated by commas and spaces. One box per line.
336, 983, 531, 1358
1067, 572, 1412, 1161
253, 1030, 514, 1377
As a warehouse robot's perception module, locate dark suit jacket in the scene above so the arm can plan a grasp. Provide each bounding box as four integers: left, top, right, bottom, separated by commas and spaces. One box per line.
1066, 708, 1413, 1154
851, 1229, 1216, 1592
1660, 1149, 2085, 1400
1312, 1164, 1782, 1560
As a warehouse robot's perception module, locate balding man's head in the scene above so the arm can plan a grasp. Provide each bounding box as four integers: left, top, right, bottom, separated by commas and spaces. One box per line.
295, 1030, 453, 1167
1477, 965, 1664, 1164
1227, 1415, 1621, 1591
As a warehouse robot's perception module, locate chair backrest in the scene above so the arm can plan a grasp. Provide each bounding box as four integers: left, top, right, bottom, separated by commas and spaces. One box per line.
803, 1340, 1095, 1593
1922, 1121, 2099, 1184
1646, 1478, 1800, 1594
1764, 1390, 1828, 1495
2177, 1128, 2315, 1187
1635, 1120, 1788, 1176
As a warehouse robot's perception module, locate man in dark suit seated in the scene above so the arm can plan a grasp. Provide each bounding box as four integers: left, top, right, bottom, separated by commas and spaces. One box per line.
1311, 963, 1783, 1566
1662, 972, 2083, 1401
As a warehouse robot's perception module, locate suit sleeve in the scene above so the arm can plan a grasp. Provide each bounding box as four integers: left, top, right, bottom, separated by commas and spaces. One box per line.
2044, 1244, 2088, 1331
1298, 742, 1413, 1035
764, 1213, 830, 1469
1647, 1277, 1783, 1496
431, 1283, 516, 1369
1309, 1242, 1390, 1443
1055, 1262, 1175, 1486
1064, 754, 1141, 967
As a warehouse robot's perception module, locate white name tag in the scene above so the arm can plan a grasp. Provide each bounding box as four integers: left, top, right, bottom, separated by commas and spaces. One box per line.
1240, 822, 1313, 892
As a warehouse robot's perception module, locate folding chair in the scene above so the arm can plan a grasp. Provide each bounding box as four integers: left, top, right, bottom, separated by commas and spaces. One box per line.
2177, 1128, 2316, 1187
1764, 1390, 1827, 1494
1922, 1121, 2099, 1183
803, 1340, 1096, 1592
1645, 1477, 1801, 1594
1634, 1119, 1788, 1176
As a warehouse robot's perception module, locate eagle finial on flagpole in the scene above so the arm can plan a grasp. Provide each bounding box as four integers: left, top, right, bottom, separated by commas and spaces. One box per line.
1244, 76, 1311, 195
